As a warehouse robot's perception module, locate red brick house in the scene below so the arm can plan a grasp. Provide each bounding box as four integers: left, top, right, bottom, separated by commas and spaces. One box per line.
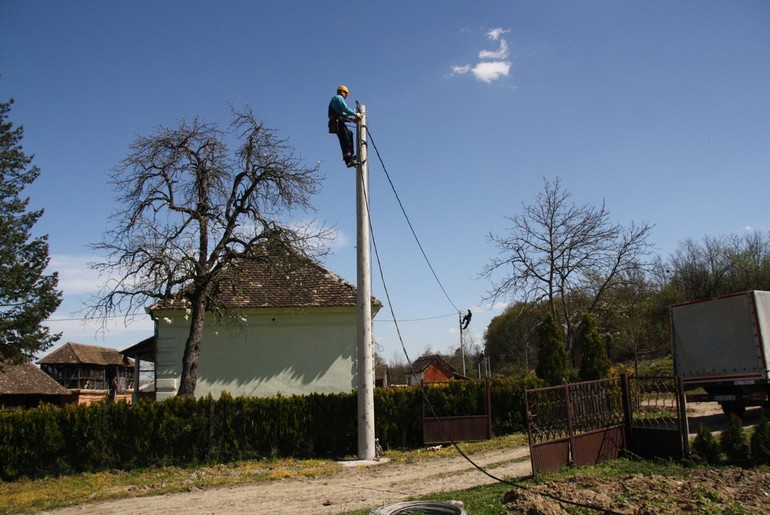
406, 354, 469, 385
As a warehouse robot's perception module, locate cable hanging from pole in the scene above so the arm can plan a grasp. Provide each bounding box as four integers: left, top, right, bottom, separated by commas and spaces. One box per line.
359, 115, 618, 513
365, 126, 462, 315
359, 158, 618, 515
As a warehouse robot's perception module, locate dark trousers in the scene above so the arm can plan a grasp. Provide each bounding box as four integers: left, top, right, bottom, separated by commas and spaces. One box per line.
335, 120, 355, 164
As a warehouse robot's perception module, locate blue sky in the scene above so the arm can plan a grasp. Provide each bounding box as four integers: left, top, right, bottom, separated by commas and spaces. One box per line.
2, 1, 769, 366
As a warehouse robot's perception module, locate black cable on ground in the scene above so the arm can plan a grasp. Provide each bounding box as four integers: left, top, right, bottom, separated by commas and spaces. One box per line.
360, 121, 621, 514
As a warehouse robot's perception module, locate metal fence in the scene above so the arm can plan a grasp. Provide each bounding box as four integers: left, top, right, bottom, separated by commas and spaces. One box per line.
526, 375, 687, 474
422, 381, 492, 445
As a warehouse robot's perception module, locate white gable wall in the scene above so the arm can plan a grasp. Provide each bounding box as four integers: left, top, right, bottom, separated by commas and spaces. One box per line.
153, 307, 359, 400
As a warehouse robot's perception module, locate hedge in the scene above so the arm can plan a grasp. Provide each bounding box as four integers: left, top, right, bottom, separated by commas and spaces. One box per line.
0, 376, 540, 480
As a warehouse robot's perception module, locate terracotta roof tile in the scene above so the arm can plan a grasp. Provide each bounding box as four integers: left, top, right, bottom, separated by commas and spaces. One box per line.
0, 361, 71, 396
37, 342, 133, 367
411, 354, 456, 373
154, 244, 381, 310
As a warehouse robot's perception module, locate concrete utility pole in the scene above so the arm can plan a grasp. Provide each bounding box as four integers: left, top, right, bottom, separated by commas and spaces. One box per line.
355, 103, 375, 460
459, 313, 467, 376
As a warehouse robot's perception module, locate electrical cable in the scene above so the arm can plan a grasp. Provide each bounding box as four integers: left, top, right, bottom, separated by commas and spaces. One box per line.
360, 118, 622, 514
366, 128, 461, 315
375, 312, 456, 323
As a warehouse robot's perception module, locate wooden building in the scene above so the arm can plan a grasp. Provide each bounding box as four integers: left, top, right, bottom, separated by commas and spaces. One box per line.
37, 342, 134, 405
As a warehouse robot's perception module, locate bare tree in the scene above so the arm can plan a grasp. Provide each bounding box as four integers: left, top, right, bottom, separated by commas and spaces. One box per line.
482, 177, 654, 356
89, 107, 327, 396
666, 232, 770, 300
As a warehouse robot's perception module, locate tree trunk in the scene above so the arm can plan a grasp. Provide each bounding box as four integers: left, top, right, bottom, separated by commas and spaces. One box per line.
177, 295, 207, 397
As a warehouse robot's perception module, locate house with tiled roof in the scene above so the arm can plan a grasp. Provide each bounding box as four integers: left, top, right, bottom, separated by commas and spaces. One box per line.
37, 342, 134, 405
0, 360, 72, 409
145, 245, 381, 400
406, 354, 469, 385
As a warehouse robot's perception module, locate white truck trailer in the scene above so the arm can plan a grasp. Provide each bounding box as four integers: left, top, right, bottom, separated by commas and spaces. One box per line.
670, 290, 770, 416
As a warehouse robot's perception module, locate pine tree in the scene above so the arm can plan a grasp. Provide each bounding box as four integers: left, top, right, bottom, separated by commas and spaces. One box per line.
535, 312, 568, 385
577, 313, 611, 381
0, 98, 62, 363
751, 415, 770, 464
720, 414, 750, 463
691, 423, 721, 464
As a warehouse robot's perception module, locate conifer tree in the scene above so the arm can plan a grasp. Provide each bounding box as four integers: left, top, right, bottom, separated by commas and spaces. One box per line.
720, 414, 750, 463
535, 312, 568, 385
692, 422, 721, 464
750, 415, 770, 464
577, 313, 611, 381
0, 98, 62, 363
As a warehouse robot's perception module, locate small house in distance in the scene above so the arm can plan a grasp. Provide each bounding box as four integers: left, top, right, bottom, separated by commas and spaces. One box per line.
406, 354, 468, 385
375, 364, 389, 388
37, 342, 134, 405
0, 360, 72, 409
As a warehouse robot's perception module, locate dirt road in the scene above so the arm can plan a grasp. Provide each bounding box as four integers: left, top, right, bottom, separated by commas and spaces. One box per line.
44, 402, 740, 514
46, 446, 532, 514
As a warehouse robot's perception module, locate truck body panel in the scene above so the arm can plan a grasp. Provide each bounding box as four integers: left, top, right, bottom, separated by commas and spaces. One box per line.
670, 291, 770, 410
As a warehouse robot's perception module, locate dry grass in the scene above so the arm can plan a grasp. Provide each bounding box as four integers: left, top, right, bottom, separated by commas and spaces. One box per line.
0, 434, 528, 513
0, 458, 341, 513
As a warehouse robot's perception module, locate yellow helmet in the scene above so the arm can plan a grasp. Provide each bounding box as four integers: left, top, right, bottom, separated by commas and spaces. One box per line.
337, 85, 349, 95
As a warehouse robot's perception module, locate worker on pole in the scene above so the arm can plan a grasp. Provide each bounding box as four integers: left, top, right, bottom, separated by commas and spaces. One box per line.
328, 85, 362, 167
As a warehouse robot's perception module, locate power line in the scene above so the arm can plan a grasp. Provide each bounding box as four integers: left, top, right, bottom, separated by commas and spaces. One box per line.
374, 312, 456, 323
366, 128, 461, 315
362, 121, 619, 514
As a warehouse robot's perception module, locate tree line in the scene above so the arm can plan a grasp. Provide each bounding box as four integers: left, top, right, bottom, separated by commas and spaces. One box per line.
482, 178, 770, 381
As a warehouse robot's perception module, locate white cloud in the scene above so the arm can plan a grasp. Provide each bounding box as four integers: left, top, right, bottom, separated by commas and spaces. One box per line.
452, 64, 472, 75
479, 28, 510, 59
451, 27, 512, 84
472, 61, 511, 83
479, 39, 509, 60
486, 28, 509, 41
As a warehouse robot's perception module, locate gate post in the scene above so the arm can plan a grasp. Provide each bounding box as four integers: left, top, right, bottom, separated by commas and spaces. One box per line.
620, 374, 633, 450
565, 383, 575, 466
676, 376, 690, 457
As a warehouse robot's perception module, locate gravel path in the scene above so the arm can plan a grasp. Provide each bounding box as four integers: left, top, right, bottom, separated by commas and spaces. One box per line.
46, 445, 532, 514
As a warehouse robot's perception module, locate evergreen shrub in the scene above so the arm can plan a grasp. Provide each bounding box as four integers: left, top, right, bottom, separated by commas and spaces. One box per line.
720, 414, 750, 463
0, 376, 536, 480
691, 423, 721, 464
750, 415, 770, 465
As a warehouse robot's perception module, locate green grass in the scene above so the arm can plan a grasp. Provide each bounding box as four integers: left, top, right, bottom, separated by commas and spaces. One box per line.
342, 482, 515, 515
343, 457, 768, 515
632, 355, 674, 376
0, 458, 342, 514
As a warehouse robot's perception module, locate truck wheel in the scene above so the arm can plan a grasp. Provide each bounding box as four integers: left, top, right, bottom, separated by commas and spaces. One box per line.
721, 401, 746, 417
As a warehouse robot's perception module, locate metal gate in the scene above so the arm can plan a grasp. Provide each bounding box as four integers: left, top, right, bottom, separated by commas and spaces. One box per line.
625, 375, 689, 461
525, 375, 687, 474
423, 381, 492, 445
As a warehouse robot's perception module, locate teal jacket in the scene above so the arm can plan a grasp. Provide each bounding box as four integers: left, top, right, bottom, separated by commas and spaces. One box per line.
329, 94, 357, 118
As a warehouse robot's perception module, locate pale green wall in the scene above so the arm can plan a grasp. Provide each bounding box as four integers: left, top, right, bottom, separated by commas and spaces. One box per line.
153, 307, 361, 400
